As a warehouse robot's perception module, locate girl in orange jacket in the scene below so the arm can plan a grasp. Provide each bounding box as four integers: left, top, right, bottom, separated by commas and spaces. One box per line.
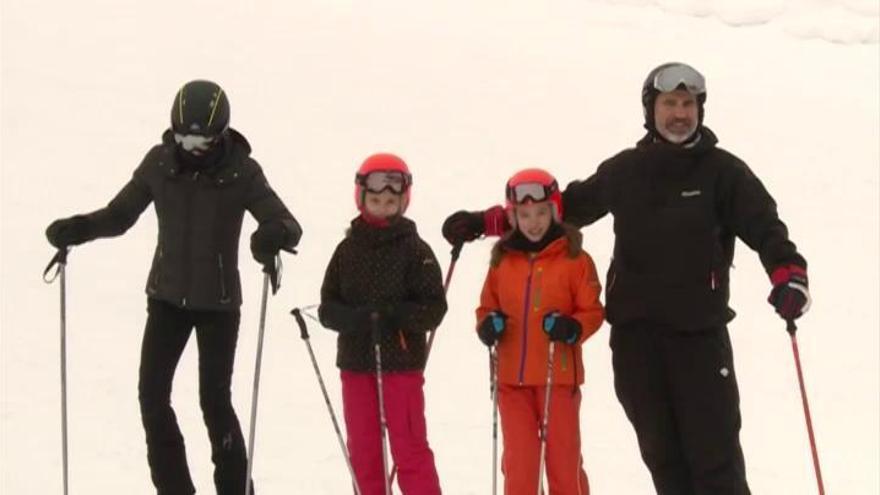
476, 168, 604, 495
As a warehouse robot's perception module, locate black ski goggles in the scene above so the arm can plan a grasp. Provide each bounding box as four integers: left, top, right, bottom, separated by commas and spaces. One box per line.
506, 181, 558, 204
356, 170, 412, 194
651, 64, 706, 95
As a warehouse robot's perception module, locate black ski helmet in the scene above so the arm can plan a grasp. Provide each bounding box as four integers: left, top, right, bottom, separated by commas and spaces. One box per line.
170, 80, 230, 136
641, 62, 707, 134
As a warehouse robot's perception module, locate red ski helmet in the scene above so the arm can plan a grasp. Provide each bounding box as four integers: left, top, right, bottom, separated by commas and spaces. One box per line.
354, 153, 413, 213
505, 168, 563, 223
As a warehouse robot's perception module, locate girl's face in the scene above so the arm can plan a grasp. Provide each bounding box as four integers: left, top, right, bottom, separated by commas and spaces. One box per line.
514, 201, 553, 242
363, 190, 404, 219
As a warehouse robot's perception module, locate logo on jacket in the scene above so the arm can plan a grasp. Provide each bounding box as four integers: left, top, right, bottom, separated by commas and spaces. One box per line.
681, 190, 702, 197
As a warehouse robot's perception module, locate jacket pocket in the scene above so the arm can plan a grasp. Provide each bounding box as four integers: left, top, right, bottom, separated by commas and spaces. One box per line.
217, 254, 231, 304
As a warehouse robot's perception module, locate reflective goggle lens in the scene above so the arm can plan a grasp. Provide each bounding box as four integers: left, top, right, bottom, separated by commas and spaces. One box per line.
509, 182, 555, 204
652, 64, 706, 95
359, 171, 412, 194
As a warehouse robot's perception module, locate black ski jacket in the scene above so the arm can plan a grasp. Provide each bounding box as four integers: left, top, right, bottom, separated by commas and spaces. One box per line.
82, 129, 300, 311
319, 217, 448, 372
563, 127, 807, 331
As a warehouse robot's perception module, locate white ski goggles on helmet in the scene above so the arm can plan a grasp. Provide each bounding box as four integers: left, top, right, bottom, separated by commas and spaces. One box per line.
652, 64, 706, 95
507, 181, 558, 204
356, 170, 412, 194
174, 132, 217, 153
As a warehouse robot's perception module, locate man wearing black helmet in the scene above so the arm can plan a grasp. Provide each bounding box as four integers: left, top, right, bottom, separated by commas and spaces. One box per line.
45, 80, 301, 495
442, 63, 810, 494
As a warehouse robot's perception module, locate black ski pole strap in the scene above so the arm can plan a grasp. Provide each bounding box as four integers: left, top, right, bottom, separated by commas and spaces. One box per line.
786, 319, 798, 336
263, 248, 298, 295
43, 248, 69, 284
291, 306, 322, 325
291, 308, 309, 340
262, 255, 282, 294
450, 242, 463, 261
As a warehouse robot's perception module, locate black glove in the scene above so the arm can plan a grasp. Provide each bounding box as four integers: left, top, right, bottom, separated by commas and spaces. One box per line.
250, 221, 294, 266
477, 312, 507, 347
337, 304, 392, 333
768, 265, 810, 321
45, 215, 92, 248
442, 210, 485, 245
542, 312, 582, 343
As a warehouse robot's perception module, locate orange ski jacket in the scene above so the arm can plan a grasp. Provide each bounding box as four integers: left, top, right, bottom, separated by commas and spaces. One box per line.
477, 229, 605, 386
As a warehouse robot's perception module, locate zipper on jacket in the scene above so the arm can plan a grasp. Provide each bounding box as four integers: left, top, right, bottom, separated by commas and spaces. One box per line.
148, 246, 164, 293
518, 257, 536, 384
217, 254, 231, 304
398, 330, 409, 352
182, 173, 197, 306
710, 270, 717, 291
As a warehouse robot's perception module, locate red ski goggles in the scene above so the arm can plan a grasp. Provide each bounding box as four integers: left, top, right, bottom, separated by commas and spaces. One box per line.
506, 181, 559, 204
651, 64, 706, 95
356, 170, 412, 194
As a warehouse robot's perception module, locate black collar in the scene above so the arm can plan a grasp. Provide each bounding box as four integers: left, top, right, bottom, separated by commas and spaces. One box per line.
503, 223, 565, 253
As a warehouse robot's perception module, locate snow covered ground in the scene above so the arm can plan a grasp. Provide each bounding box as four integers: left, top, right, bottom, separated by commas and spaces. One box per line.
2, 0, 878, 493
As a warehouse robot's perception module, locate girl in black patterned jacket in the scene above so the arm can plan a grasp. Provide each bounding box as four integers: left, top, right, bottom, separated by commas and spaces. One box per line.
318, 153, 447, 495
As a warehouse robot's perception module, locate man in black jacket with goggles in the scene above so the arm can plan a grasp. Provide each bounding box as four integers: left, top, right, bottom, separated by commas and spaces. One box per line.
442, 62, 809, 495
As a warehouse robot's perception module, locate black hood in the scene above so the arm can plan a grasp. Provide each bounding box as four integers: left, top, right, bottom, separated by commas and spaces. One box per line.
347, 216, 417, 247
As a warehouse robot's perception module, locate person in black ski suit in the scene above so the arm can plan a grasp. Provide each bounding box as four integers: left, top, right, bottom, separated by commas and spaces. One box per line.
440, 62, 810, 495
45, 80, 301, 495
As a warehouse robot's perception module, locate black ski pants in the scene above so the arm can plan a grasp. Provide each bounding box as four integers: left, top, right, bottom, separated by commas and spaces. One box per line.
138, 299, 252, 495
610, 323, 750, 495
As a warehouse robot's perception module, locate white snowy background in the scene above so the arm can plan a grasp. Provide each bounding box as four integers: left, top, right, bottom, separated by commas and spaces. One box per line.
2, 0, 878, 493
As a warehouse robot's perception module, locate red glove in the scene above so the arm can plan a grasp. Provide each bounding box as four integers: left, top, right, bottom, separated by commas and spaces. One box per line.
768, 265, 811, 321
482, 205, 508, 237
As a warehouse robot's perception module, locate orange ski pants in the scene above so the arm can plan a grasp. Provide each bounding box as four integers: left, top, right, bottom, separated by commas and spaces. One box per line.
499, 384, 590, 495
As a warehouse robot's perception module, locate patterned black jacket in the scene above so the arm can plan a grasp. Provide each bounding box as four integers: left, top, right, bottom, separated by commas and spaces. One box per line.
563, 127, 807, 331
319, 217, 448, 372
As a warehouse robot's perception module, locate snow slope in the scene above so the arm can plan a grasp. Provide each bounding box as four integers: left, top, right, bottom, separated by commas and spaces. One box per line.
2, 1, 878, 493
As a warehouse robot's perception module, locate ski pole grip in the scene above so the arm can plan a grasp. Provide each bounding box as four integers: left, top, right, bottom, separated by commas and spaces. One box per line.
451, 242, 463, 260
786, 319, 798, 335
370, 312, 381, 344
291, 308, 309, 340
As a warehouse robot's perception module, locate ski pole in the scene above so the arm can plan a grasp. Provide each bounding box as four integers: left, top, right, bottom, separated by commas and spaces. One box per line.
787, 320, 825, 495
371, 313, 393, 495
291, 308, 362, 495
423, 242, 463, 363
44, 248, 70, 495
536, 342, 556, 495
490, 346, 500, 495
388, 243, 462, 485
244, 271, 271, 495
